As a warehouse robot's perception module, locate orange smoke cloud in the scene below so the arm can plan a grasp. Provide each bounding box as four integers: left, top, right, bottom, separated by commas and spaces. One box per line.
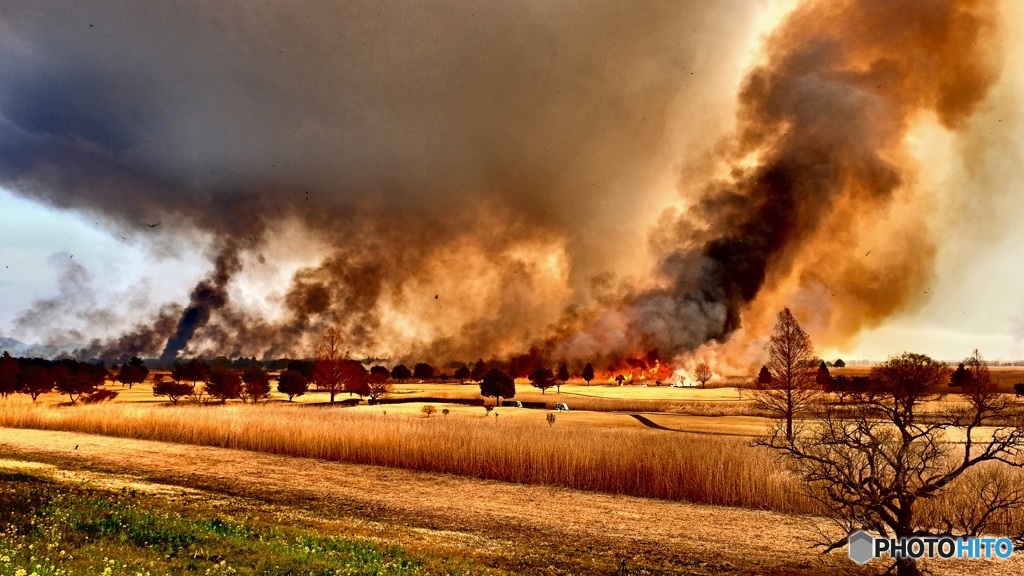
554, 0, 1003, 373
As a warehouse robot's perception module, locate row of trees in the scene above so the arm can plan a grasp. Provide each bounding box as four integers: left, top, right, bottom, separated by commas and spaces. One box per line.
0, 352, 116, 404
753, 308, 1024, 576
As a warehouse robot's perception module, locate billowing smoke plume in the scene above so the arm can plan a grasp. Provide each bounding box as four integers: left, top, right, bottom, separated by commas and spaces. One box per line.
0, 0, 1009, 367
159, 244, 241, 363
556, 0, 1004, 367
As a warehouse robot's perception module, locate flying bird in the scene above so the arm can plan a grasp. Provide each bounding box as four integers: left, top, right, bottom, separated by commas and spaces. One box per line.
147, 222, 160, 228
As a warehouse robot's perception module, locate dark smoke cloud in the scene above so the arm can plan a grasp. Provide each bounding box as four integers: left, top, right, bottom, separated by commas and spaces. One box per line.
0, 0, 1007, 366
0, 0, 758, 362
159, 243, 242, 363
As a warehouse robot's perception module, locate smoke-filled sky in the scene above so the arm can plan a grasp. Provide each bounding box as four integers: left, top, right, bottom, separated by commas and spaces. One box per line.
1, 0, 1023, 367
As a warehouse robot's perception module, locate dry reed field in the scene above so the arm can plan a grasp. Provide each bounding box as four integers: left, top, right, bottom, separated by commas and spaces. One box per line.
0, 401, 815, 513
389, 383, 770, 416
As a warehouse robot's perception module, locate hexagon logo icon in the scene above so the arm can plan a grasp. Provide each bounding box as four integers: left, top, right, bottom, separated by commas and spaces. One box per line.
848, 530, 874, 565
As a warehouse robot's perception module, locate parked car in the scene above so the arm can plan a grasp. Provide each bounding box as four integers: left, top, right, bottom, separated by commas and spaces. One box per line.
506, 400, 523, 408
553, 403, 569, 411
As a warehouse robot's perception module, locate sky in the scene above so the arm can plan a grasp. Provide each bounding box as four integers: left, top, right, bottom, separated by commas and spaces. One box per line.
1, 0, 1023, 366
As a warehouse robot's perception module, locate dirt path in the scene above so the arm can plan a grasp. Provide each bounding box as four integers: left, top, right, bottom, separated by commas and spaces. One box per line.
0, 427, 1014, 575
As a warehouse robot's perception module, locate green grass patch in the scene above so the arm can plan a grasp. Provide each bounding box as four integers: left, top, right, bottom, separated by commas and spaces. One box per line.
0, 470, 470, 576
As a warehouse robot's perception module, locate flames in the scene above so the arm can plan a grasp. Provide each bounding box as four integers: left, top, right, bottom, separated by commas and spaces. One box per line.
601, 357, 676, 385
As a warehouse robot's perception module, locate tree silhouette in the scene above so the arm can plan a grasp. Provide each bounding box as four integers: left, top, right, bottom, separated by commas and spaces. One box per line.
18, 366, 53, 401
453, 366, 471, 382
287, 359, 314, 378
529, 366, 556, 395
757, 365, 772, 387
815, 360, 832, 388
117, 356, 149, 389
949, 361, 970, 387
370, 365, 390, 379
413, 362, 434, 381
614, 374, 625, 386
172, 358, 210, 387
582, 362, 594, 386
242, 366, 272, 403
693, 362, 712, 388
556, 362, 569, 393
833, 358, 845, 368
470, 359, 487, 381
0, 352, 20, 398
340, 359, 369, 398
312, 327, 349, 403
390, 364, 411, 381
206, 366, 243, 402
53, 361, 108, 405
53, 365, 88, 405
752, 308, 817, 442
277, 369, 309, 401
153, 378, 193, 404
479, 368, 515, 407
760, 351, 1024, 576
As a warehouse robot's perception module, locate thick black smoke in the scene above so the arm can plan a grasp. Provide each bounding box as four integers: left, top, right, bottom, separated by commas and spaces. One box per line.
159, 244, 241, 363
0, 1, 1007, 365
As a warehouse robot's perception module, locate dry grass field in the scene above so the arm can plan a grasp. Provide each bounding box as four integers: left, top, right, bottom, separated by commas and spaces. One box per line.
0, 399, 812, 512
2, 429, 1020, 576
3, 371, 1024, 574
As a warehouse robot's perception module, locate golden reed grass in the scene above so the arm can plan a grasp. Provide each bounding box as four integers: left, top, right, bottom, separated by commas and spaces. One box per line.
0, 402, 815, 513
424, 390, 771, 416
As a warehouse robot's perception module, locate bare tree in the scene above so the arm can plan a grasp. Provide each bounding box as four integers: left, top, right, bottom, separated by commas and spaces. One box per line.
753, 308, 818, 442
760, 351, 1024, 576
366, 372, 393, 402
312, 327, 347, 403
693, 362, 713, 388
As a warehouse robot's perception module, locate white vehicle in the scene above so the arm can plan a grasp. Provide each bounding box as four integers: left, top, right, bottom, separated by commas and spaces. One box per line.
553, 403, 569, 411
506, 400, 523, 408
